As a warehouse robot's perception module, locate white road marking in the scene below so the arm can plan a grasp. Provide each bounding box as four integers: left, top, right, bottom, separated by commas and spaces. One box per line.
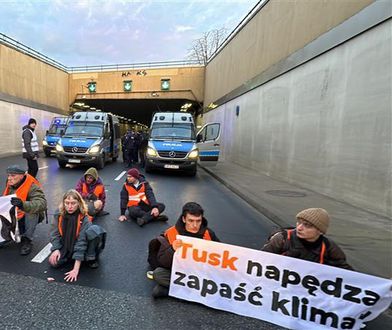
31, 242, 52, 263
115, 171, 126, 181
39, 166, 49, 170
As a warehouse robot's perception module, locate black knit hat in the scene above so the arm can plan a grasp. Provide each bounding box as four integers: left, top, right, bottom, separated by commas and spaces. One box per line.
28, 118, 37, 125
6, 165, 26, 175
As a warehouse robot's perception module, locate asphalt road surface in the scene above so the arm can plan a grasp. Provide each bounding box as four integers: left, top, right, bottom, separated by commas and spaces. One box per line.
0, 155, 284, 329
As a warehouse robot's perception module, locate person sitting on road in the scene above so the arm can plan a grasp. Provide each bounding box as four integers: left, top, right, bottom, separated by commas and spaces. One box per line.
261, 208, 353, 270
147, 202, 220, 298
49, 189, 106, 282
118, 168, 167, 227
3, 165, 47, 255
75, 167, 107, 218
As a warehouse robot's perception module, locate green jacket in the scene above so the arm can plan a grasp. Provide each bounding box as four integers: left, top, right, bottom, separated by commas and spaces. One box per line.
5, 177, 47, 215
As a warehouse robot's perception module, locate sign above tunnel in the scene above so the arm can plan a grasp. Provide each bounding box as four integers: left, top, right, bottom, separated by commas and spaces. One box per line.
123, 80, 132, 92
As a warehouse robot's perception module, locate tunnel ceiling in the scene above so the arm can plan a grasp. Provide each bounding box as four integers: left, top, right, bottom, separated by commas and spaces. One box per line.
72, 98, 200, 126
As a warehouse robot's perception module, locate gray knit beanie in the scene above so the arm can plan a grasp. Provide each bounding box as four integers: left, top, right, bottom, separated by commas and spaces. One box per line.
296, 208, 330, 234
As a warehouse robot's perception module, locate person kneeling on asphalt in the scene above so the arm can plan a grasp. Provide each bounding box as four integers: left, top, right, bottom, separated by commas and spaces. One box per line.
261, 208, 353, 270
118, 168, 167, 227
49, 189, 106, 282
147, 202, 220, 298
3, 165, 47, 255
75, 167, 108, 218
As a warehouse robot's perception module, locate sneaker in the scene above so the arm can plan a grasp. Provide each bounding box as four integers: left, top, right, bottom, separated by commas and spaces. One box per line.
146, 271, 154, 280
87, 260, 99, 269
20, 237, 32, 256
156, 214, 169, 222
152, 284, 169, 298
137, 218, 146, 227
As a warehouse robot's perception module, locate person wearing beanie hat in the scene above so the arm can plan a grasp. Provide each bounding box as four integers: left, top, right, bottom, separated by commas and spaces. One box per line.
3, 164, 47, 255
75, 167, 107, 218
261, 208, 353, 270
22, 118, 39, 178
118, 168, 167, 227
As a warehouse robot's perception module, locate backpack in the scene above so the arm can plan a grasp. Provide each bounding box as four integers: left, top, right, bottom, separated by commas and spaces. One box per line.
147, 235, 166, 270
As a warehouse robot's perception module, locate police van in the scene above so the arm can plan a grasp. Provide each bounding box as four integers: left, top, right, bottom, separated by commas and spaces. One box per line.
42, 116, 69, 157
55, 111, 120, 169
145, 112, 221, 176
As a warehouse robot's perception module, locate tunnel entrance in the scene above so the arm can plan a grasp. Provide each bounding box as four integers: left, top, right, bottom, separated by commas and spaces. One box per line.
71, 98, 201, 128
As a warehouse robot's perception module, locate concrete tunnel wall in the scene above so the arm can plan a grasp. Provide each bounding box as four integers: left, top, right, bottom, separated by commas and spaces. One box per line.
202, 20, 391, 218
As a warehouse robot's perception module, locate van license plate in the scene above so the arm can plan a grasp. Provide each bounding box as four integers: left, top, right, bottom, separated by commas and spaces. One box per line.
164, 164, 179, 169
68, 159, 81, 163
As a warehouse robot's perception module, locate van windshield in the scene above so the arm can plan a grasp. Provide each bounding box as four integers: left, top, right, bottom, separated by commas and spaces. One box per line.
150, 123, 195, 140
48, 125, 66, 135
64, 122, 103, 137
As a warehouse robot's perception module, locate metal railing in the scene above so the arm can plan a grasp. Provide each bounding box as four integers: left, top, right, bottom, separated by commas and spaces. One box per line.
1, 33, 203, 73
0, 33, 68, 72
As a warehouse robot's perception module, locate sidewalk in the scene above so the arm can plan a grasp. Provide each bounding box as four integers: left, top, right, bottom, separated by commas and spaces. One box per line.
200, 161, 391, 279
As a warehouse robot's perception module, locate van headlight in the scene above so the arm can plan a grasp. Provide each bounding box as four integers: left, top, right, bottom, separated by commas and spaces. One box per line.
88, 145, 100, 154
188, 149, 199, 159
42, 140, 48, 146
147, 147, 157, 157
55, 144, 64, 152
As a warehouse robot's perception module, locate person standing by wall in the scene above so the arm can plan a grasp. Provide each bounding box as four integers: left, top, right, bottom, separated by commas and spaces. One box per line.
22, 118, 39, 178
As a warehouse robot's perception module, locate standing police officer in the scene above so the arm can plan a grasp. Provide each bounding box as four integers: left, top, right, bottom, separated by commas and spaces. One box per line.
22, 118, 39, 178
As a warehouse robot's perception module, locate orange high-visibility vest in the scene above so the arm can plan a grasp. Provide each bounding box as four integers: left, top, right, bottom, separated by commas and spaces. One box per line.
124, 183, 150, 207
3, 174, 41, 219
57, 213, 85, 238
164, 226, 212, 246
286, 229, 326, 264
82, 183, 104, 198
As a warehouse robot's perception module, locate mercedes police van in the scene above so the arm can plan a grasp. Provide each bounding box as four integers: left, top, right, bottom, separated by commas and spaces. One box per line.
43, 116, 69, 157
55, 111, 121, 169
145, 112, 221, 176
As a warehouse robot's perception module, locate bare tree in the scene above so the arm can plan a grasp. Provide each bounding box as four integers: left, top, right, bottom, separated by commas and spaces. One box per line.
188, 27, 229, 65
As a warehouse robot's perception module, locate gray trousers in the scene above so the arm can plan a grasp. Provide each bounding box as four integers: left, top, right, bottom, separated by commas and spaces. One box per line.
20, 213, 40, 240
153, 267, 171, 288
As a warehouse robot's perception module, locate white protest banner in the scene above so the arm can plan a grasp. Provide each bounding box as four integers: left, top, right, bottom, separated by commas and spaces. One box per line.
0, 194, 20, 243
170, 236, 392, 330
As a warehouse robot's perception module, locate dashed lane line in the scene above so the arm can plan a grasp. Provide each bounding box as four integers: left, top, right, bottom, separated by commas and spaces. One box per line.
31, 242, 52, 263
39, 166, 49, 170
114, 170, 126, 181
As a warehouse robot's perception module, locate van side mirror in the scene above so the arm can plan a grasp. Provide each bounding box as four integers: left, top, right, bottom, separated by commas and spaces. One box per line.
46, 130, 49, 135
60, 129, 65, 135
196, 134, 203, 143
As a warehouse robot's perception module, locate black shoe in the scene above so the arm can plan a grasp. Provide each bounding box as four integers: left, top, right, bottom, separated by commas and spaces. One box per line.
20, 237, 32, 256
156, 214, 168, 222
137, 218, 146, 227
152, 284, 169, 298
97, 210, 110, 217
87, 260, 99, 269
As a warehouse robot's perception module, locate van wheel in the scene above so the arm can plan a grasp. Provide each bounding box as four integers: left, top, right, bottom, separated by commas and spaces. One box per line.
58, 161, 67, 168
188, 167, 197, 177
44, 151, 51, 157
145, 163, 152, 173
96, 155, 105, 169
112, 156, 117, 162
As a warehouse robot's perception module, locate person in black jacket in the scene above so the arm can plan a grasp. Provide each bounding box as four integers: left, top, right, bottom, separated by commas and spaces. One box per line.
118, 168, 167, 227
147, 202, 220, 298
262, 208, 353, 270
22, 118, 39, 178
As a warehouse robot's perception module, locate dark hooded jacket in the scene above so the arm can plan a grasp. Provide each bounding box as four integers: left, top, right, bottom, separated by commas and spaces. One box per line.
262, 229, 353, 270
75, 167, 106, 209
120, 174, 157, 215
156, 215, 219, 269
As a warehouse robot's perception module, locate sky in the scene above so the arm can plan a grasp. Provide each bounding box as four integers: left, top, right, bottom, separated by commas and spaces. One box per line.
0, 0, 260, 67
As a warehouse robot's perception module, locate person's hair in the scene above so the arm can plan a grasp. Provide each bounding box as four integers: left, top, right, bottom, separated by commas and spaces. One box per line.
59, 189, 88, 216
182, 202, 204, 218
28, 118, 37, 125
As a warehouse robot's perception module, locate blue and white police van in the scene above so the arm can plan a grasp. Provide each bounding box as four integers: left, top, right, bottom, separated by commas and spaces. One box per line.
55, 111, 121, 169
43, 116, 69, 157
145, 112, 221, 176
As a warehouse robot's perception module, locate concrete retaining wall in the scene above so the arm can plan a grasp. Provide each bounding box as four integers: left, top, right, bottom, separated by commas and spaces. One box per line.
203, 20, 391, 218
0, 100, 59, 157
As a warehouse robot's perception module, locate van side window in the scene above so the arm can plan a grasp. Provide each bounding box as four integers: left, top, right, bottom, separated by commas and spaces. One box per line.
205, 123, 220, 141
